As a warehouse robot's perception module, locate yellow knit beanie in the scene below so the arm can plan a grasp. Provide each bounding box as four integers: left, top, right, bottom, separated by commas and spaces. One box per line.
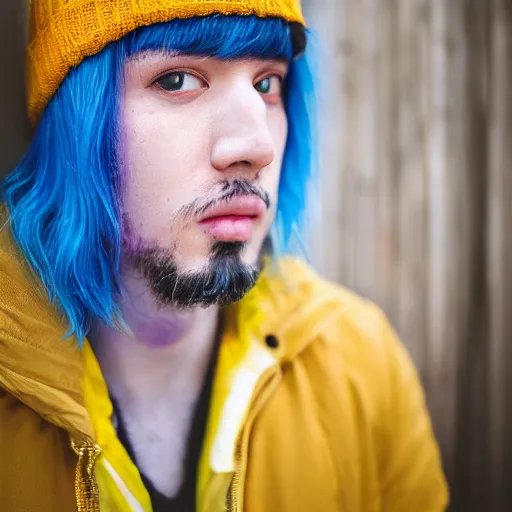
27, 0, 306, 126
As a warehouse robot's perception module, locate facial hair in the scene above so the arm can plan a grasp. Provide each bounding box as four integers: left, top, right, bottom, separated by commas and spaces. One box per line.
126, 240, 259, 308
122, 179, 270, 308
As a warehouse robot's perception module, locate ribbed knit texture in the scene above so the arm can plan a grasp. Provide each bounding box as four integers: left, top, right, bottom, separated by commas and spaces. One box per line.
27, 0, 305, 125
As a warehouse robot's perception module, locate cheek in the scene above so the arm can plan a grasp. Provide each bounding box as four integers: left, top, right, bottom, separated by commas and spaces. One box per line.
120, 97, 205, 236
123, 113, 179, 202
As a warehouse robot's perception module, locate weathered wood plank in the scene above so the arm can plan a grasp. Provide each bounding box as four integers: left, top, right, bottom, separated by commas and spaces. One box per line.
487, 1, 512, 509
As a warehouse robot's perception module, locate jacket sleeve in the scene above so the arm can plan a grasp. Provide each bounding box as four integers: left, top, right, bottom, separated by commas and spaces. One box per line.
0, 389, 78, 512
376, 308, 449, 512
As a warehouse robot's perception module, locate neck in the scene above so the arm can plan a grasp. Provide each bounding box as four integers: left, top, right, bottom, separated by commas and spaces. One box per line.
88, 266, 220, 409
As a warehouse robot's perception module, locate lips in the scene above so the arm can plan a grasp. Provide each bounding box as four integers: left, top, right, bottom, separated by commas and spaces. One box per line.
198, 195, 267, 242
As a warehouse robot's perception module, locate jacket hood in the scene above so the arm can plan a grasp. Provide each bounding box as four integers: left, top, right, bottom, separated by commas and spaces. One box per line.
0, 212, 94, 439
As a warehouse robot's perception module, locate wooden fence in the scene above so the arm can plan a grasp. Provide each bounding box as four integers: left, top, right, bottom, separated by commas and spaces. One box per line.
303, 0, 512, 510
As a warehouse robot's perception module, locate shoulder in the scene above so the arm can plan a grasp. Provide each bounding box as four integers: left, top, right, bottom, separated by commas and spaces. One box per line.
270, 258, 420, 415
271, 261, 444, 471
272, 257, 403, 360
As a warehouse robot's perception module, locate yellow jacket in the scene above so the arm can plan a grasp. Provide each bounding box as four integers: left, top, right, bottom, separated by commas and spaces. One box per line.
0, 222, 448, 512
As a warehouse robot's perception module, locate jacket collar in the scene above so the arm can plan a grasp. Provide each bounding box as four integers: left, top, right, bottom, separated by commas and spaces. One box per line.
231, 257, 343, 361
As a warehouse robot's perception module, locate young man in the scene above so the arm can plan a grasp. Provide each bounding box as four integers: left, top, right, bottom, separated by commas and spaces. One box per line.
0, 1, 448, 511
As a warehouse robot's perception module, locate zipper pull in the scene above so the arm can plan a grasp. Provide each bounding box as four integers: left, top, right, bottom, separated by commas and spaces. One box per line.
71, 438, 102, 512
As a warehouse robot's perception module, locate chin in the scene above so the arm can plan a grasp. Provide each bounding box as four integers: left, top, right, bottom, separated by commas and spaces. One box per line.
126, 240, 262, 308
179, 238, 263, 273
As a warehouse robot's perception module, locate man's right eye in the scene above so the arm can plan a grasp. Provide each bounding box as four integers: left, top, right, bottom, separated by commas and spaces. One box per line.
155, 72, 206, 92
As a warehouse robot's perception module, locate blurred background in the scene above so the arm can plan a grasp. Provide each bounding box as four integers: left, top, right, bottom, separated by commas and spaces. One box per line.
1, 1, 511, 511
301, 1, 512, 510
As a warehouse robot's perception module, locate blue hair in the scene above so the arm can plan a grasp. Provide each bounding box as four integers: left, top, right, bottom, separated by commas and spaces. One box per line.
1, 15, 315, 342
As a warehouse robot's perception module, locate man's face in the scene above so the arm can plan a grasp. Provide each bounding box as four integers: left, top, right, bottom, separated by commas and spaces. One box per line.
120, 51, 289, 307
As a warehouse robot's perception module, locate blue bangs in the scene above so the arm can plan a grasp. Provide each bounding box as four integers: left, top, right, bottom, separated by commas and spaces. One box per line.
124, 15, 294, 60
1, 15, 315, 343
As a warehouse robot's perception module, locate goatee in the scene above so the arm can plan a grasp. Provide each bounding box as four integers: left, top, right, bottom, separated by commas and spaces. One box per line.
126, 241, 259, 308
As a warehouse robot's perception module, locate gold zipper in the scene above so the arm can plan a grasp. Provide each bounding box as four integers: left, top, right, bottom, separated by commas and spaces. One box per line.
71, 437, 102, 512
226, 367, 282, 512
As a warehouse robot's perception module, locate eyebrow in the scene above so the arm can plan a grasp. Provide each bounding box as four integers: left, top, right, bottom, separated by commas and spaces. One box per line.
128, 49, 289, 65
128, 49, 180, 63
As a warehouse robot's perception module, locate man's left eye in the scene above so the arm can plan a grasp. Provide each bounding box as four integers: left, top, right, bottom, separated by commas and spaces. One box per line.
156, 72, 205, 92
254, 76, 282, 95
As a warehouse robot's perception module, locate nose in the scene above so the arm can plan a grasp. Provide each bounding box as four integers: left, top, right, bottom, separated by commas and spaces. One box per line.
210, 86, 275, 177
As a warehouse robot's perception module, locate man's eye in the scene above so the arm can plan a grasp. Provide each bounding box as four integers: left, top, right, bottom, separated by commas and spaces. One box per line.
254, 76, 282, 95
156, 72, 205, 92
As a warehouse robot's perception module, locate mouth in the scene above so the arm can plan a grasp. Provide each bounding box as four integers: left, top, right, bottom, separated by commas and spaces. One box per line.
198, 195, 267, 242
